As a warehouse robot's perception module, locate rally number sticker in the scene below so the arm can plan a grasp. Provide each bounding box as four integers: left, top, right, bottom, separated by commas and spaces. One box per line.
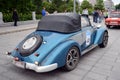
86, 31, 91, 46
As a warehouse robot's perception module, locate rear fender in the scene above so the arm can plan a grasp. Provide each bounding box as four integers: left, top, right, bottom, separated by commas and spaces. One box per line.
41, 40, 81, 68
94, 28, 108, 44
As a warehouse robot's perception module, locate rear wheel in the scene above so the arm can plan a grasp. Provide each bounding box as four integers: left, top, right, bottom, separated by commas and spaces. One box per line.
63, 46, 80, 71
99, 31, 108, 48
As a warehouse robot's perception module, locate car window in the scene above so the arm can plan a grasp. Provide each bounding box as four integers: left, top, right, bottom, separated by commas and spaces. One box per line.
81, 17, 90, 28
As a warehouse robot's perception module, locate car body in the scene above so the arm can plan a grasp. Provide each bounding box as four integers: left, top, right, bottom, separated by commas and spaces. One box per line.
7, 13, 108, 73
105, 11, 120, 28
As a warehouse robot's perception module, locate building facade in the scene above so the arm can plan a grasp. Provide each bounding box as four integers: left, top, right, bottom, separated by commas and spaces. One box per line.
104, 0, 114, 10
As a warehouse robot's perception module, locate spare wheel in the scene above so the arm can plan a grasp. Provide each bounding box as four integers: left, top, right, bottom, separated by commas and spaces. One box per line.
18, 34, 43, 57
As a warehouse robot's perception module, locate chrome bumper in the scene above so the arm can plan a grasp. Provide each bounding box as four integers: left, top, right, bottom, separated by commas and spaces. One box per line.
7, 54, 58, 72
26, 62, 58, 72
12, 60, 58, 72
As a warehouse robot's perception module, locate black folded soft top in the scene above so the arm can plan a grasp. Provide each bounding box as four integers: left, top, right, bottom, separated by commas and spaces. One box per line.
37, 13, 81, 33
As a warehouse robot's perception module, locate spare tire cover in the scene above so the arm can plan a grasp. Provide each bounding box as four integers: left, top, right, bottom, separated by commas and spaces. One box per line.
18, 34, 43, 57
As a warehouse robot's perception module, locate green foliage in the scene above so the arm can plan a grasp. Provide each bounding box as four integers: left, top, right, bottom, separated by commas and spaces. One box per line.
80, 0, 93, 14
42, 1, 56, 13
66, 0, 74, 12
88, 8, 94, 15
94, 0, 104, 10
0, 0, 36, 13
36, 14, 42, 20
33, 0, 42, 14
19, 13, 32, 21
3, 13, 33, 22
1, 0, 95, 22
115, 3, 120, 10
80, 0, 93, 9
52, 0, 63, 8
3, 13, 12, 22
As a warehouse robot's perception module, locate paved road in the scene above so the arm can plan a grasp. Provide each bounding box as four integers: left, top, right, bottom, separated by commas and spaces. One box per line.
0, 24, 120, 80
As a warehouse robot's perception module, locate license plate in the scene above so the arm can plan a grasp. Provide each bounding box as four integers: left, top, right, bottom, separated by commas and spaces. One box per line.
13, 60, 25, 69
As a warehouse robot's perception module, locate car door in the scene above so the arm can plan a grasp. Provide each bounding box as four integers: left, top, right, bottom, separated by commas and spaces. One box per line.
81, 16, 96, 52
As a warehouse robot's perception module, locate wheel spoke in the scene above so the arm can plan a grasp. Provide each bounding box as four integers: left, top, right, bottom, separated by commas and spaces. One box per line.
67, 54, 72, 66
65, 46, 80, 71
67, 49, 79, 67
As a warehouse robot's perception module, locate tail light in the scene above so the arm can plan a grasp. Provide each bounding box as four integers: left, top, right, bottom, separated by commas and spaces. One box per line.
6, 51, 11, 55
34, 53, 39, 57
14, 57, 19, 61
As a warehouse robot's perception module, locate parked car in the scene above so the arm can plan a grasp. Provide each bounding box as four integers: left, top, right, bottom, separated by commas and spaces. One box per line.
7, 13, 108, 73
105, 11, 120, 28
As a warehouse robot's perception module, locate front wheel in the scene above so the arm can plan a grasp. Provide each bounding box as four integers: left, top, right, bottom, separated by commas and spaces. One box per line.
99, 31, 108, 48
63, 46, 80, 71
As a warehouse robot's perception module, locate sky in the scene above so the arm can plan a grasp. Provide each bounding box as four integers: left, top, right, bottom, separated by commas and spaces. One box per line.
78, 0, 120, 5
112, 0, 120, 5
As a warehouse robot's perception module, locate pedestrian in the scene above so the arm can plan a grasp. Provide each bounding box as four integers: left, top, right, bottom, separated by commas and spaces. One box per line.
42, 7, 46, 16
104, 10, 108, 19
93, 10, 96, 22
93, 10, 99, 23
98, 10, 103, 23
82, 8, 89, 18
12, 9, 19, 26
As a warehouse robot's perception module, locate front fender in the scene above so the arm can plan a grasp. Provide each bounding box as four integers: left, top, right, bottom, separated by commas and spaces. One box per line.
94, 27, 108, 44
41, 40, 81, 68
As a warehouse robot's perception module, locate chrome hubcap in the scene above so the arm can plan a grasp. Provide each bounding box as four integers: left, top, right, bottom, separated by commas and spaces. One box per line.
66, 48, 79, 69
22, 37, 37, 49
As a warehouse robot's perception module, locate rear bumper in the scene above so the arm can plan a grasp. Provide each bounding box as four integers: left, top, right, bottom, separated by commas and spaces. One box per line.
12, 60, 58, 73
26, 62, 58, 72
7, 54, 58, 72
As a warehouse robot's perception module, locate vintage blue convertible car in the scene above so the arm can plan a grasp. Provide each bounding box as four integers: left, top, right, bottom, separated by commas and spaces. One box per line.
7, 13, 108, 72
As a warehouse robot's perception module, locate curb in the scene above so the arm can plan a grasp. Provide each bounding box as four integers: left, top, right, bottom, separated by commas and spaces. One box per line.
0, 27, 36, 35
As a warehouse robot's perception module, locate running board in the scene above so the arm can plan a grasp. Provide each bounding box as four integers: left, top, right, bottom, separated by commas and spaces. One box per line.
81, 44, 98, 55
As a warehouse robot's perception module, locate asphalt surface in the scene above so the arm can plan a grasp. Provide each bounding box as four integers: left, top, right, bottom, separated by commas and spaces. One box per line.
0, 20, 120, 80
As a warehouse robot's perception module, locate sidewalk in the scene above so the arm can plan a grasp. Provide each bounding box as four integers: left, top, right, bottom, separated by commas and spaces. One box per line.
0, 20, 39, 35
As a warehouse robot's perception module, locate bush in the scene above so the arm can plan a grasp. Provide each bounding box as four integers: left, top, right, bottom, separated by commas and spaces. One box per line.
36, 14, 42, 20
3, 13, 35, 22
19, 13, 32, 21
3, 13, 12, 22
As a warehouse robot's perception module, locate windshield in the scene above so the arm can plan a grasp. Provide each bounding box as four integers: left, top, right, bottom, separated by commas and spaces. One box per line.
110, 12, 120, 18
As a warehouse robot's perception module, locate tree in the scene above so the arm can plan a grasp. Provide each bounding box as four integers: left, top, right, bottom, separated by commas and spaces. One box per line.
66, 0, 74, 12
33, 0, 42, 14
80, 0, 93, 14
115, 3, 120, 10
52, 0, 63, 8
0, 0, 36, 13
94, 0, 104, 10
80, 0, 92, 9
42, 1, 56, 13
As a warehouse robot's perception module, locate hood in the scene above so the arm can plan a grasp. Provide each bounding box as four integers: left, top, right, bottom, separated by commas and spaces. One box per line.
105, 18, 120, 21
